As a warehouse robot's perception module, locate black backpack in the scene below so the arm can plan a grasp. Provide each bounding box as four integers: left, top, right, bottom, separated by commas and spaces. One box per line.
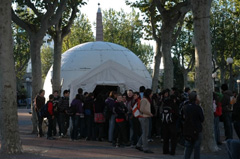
179, 100, 189, 121
161, 106, 173, 124
40, 101, 50, 118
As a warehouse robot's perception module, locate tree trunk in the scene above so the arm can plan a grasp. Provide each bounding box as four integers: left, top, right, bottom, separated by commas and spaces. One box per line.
29, 37, 43, 134
0, 0, 23, 153
52, 32, 63, 94
183, 70, 188, 88
152, 41, 162, 93
161, 27, 174, 89
192, 0, 218, 152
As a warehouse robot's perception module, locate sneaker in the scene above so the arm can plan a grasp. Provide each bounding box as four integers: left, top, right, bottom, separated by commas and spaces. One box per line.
135, 146, 143, 151
47, 137, 56, 140
144, 150, 154, 153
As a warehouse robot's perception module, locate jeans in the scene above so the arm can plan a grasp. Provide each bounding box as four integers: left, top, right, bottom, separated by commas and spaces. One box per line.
59, 112, 69, 136
137, 118, 149, 151
226, 139, 240, 159
114, 121, 128, 145
128, 114, 134, 144
85, 114, 95, 139
108, 114, 115, 142
162, 123, 177, 154
47, 116, 53, 138
214, 116, 221, 143
233, 121, 240, 139
223, 112, 233, 139
148, 117, 152, 139
71, 115, 80, 140
37, 111, 43, 136
184, 132, 202, 159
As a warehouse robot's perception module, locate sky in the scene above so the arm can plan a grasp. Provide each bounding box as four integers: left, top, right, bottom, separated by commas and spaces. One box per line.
81, 0, 134, 36
80, 0, 156, 60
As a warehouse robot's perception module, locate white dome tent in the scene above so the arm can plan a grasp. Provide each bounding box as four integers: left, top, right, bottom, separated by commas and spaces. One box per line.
43, 4, 152, 101
43, 41, 152, 101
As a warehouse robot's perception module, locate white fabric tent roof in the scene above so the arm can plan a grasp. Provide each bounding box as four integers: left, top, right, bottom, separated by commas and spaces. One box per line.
69, 60, 151, 101
43, 41, 152, 100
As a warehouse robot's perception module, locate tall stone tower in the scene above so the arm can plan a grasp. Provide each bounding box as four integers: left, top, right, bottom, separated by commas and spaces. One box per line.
96, 3, 103, 41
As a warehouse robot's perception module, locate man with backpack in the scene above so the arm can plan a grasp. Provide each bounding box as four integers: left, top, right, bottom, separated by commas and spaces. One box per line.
183, 92, 204, 159
161, 95, 179, 155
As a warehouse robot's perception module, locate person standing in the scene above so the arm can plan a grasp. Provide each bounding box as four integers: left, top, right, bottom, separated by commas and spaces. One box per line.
105, 91, 117, 143
52, 90, 60, 136
183, 92, 204, 159
221, 84, 234, 140
58, 90, 70, 137
161, 95, 179, 155
34, 89, 45, 137
136, 89, 154, 153
47, 94, 55, 140
70, 94, 83, 141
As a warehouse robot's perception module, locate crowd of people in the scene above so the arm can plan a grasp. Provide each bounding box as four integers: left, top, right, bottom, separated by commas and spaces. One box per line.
33, 84, 240, 158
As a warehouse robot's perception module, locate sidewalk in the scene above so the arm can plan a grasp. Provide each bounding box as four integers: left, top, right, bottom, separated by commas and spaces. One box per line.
0, 109, 231, 159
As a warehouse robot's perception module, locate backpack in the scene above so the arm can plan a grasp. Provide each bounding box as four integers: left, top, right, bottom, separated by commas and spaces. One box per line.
179, 100, 189, 121
40, 101, 50, 118
227, 96, 236, 111
161, 106, 173, 124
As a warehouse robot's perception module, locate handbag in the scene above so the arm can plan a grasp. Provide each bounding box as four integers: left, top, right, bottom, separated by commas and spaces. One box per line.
132, 103, 141, 117
94, 113, 105, 123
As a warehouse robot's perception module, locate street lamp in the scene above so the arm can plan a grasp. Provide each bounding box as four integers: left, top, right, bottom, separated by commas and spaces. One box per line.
227, 57, 234, 91
25, 77, 32, 109
237, 79, 240, 94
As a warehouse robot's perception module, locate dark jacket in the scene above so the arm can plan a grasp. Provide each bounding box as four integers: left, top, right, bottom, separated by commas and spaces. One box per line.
221, 90, 233, 112
105, 97, 115, 113
71, 98, 84, 114
58, 96, 69, 113
35, 95, 45, 112
114, 101, 127, 120
185, 102, 204, 133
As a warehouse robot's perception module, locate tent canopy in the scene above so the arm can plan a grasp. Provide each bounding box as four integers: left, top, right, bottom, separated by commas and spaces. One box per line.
69, 60, 151, 101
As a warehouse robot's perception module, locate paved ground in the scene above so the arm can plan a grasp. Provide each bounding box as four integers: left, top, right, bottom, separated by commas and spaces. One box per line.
0, 109, 233, 159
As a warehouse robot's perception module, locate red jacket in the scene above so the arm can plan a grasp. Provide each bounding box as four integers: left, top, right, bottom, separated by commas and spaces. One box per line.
48, 101, 54, 116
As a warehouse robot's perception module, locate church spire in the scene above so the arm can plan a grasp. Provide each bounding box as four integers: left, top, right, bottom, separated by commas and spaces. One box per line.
96, 3, 103, 41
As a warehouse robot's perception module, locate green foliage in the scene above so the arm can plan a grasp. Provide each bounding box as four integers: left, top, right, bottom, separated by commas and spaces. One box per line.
211, 0, 240, 80
62, 13, 94, 52
102, 8, 153, 68
41, 45, 53, 79
13, 23, 30, 80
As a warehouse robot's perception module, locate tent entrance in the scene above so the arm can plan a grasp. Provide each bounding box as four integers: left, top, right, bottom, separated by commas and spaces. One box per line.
93, 85, 119, 97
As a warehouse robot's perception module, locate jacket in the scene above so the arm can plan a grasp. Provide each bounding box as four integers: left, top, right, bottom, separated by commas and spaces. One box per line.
221, 90, 233, 112
35, 95, 45, 112
140, 98, 152, 118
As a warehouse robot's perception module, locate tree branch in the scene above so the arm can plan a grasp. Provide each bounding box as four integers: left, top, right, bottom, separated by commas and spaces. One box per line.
149, 3, 161, 45
62, 6, 78, 38
25, 0, 42, 18
153, 0, 165, 14
172, 19, 184, 46
11, 8, 32, 34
